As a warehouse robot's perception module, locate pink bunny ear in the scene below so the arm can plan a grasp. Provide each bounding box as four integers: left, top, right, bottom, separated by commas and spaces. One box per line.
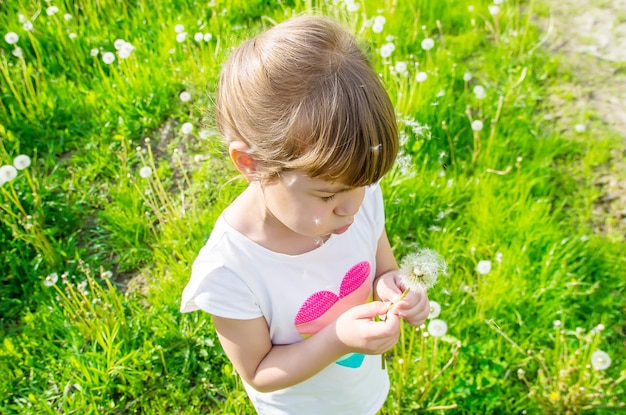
294, 291, 338, 325
339, 261, 370, 298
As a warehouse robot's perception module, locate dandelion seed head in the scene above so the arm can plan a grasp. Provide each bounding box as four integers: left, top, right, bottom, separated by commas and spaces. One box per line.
13, 154, 31, 170
473, 85, 487, 99
181, 122, 194, 135
23, 21, 33, 31
476, 260, 492, 275
174, 24, 185, 33
591, 350, 611, 370
372, 21, 385, 34
44, 273, 59, 287
380, 42, 395, 58
416, 71, 428, 82
494, 0, 503, 4
176, 32, 187, 43
90, 48, 99, 56
421, 38, 435, 51
64, 13, 72, 20
489, 5, 501, 15
4, 32, 19, 44
428, 300, 441, 319
179, 91, 191, 102
346, 1, 359, 12
553, 320, 561, 328
427, 319, 448, 337
204, 33, 213, 42
46, 6, 59, 16
139, 166, 152, 179
102, 52, 115, 64
194, 32, 204, 42
18, 14, 26, 23
399, 248, 448, 292
114, 39, 126, 50
0, 165, 18, 183
69, 33, 77, 40
574, 123, 586, 133
495, 252, 503, 263
394, 61, 408, 75
471, 120, 484, 131
12, 47, 23, 58
463, 71, 472, 82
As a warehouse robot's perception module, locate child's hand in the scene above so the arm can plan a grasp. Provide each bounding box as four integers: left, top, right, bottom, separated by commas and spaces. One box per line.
375, 270, 430, 327
333, 301, 401, 355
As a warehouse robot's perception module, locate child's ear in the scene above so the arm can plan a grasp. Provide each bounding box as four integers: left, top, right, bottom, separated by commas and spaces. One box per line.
229, 141, 257, 180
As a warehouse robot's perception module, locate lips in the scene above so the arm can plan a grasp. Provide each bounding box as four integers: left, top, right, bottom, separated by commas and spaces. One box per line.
333, 223, 352, 235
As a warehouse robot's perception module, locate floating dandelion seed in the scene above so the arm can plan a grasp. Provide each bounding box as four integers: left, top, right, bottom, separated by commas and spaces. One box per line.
421, 38, 435, 51
471, 120, 484, 131
102, 52, 115, 64
476, 260, 492, 275
44, 273, 59, 287
4, 32, 18, 44
463, 71, 472, 82
473, 85, 487, 99
398, 248, 448, 295
428, 300, 441, 319
139, 166, 152, 179
0, 165, 18, 183
416, 72, 428, 83
181, 122, 194, 135
591, 350, 611, 370
13, 154, 31, 170
427, 319, 448, 337
179, 91, 191, 102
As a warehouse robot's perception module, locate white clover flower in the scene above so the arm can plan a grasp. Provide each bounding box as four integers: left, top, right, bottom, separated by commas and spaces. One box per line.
379, 42, 395, 58
139, 166, 152, 179
399, 248, 448, 292
13, 154, 31, 170
90, 48, 99, 56
203, 32, 213, 42
64, 13, 72, 20
463, 71, 472, 82
471, 120, 484, 131
394, 61, 408, 75
591, 350, 611, 370
23, 21, 33, 31
12, 47, 23, 58
574, 123, 586, 133
428, 300, 441, 319
489, 5, 500, 15
114, 39, 126, 50
476, 260, 492, 275
179, 91, 191, 102
44, 272, 59, 287
46, 6, 59, 16
181, 122, 193, 135
194, 32, 203, 42
421, 38, 435, 51
0, 165, 18, 183
176, 32, 187, 43
427, 319, 448, 337
416, 71, 428, 83
473, 85, 487, 99
4, 32, 19, 45
102, 52, 115, 64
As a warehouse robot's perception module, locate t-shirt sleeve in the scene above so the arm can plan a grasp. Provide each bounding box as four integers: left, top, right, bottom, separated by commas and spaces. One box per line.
180, 257, 263, 320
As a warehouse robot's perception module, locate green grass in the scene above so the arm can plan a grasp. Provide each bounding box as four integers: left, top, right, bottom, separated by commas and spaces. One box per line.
1, 0, 625, 413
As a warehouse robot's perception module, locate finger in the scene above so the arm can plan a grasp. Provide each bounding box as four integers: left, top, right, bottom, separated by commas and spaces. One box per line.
350, 301, 392, 319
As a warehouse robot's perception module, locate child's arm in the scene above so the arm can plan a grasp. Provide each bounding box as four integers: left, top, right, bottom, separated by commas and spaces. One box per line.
373, 229, 430, 326
212, 300, 400, 393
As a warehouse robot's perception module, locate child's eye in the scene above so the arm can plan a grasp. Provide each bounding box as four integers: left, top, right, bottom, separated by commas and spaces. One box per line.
321, 194, 336, 202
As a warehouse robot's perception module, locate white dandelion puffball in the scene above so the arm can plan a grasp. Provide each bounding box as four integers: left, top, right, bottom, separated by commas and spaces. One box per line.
194, 32, 204, 42
90, 48, 99, 57
463, 71, 472, 82
23, 21, 33, 31
427, 319, 448, 337
380, 42, 395, 58
0, 165, 18, 183
139, 166, 152, 179
102, 52, 116, 64
117, 42, 135, 59
421, 38, 435, 51
179, 91, 191, 102
114, 39, 126, 50
181, 122, 194, 135
203, 33, 213, 42
394, 61, 408, 75
489, 5, 500, 15
4, 32, 19, 45
174, 24, 185, 33
574, 123, 586, 133
494, 0, 503, 4
176, 32, 187, 43
416, 72, 428, 83
64, 13, 72, 20
471, 120, 484, 132
473, 85, 487, 99
476, 260, 492, 275
46, 6, 59, 16
13, 154, 31, 170
399, 248, 448, 292
591, 350, 611, 371
44, 273, 59, 287
428, 300, 441, 319
346, 1, 359, 12
12, 47, 23, 58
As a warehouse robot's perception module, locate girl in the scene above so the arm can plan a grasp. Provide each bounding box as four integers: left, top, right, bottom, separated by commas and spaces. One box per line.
181, 15, 430, 414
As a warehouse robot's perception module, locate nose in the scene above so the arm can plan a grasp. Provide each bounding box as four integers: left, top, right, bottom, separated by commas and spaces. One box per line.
334, 188, 365, 216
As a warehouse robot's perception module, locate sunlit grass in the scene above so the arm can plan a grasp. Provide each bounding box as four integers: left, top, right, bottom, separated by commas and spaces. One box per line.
1, 0, 624, 413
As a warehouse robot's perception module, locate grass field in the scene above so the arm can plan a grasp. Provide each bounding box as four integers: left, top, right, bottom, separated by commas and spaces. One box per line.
1, 0, 624, 413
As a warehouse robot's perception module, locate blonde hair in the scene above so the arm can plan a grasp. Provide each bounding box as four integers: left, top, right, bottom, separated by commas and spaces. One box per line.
216, 15, 398, 187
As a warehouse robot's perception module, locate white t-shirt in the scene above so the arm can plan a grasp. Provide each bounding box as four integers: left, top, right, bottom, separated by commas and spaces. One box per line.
181, 184, 389, 414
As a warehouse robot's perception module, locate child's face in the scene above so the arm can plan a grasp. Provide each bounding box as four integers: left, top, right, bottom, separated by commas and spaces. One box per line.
261, 171, 366, 238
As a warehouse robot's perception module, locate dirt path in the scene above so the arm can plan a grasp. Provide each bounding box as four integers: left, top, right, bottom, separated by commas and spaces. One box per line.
542, 0, 626, 239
